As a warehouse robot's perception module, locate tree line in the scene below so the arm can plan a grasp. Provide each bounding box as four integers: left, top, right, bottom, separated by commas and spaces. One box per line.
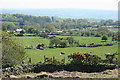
1, 14, 118, 33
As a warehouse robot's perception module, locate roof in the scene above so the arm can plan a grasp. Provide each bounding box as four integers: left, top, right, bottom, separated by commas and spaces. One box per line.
16, 29, 23, 32
55, 31, 63, 33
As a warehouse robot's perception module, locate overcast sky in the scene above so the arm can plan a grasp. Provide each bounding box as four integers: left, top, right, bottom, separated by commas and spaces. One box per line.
0, 0, 119, 10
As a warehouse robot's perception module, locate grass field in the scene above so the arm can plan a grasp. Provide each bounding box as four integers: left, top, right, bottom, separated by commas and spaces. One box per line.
16, 36, 116, 47
15, 36, 118, 64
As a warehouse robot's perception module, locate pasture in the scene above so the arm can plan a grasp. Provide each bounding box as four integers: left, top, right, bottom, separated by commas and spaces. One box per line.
15, 36, 118, 64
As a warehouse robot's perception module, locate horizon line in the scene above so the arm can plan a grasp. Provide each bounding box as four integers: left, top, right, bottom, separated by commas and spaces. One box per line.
0, 8, 118, 11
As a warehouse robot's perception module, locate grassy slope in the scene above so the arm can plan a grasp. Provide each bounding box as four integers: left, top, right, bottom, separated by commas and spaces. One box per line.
15, 36, 118, 64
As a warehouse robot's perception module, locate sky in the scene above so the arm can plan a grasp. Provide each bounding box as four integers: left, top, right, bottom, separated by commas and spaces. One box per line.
0, 0, 119, 10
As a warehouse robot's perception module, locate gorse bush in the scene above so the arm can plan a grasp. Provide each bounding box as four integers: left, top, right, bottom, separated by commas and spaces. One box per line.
68, 52, 102, 65
36, 43, 44, 49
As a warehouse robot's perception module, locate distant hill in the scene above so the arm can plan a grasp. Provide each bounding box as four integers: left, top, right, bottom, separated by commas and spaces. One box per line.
2, 8, 118, 21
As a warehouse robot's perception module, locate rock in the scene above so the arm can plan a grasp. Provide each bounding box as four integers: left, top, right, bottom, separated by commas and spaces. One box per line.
5, 75, 10, 78
102, 71, 111, 75
61, 52, 65, 54
53, 47, 56, 49
54, 76, 63, 78
48, 74, 54, 78
36, 72, 48, 78
14, 67, 19, 71
26, 75, 35, 79
73, 76, 80, 78
18, 66, 23, 70
10, 67, 14, 72
5, 67, 11, 72
90, 51, 94, 53
10, 75, 18, 78
105, 53, 111, 55
21, 64, 28, 69
2, 69, 6, 72
40, 48, 44, 50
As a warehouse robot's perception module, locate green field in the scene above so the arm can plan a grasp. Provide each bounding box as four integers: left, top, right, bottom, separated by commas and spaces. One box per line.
15, 36, 118, 64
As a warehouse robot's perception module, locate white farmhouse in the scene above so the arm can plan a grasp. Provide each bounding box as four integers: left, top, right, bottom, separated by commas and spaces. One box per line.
16, 29, 24, 33
55, 31, 63, 33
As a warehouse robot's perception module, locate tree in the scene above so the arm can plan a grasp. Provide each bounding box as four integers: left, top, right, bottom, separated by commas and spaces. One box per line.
45, 23, 56, 33
49, 37, 60, 47
2, 32, 25, 68
40, 33, 48, 38
102, 35, 108, 41
95, 34, 101, 37
18, 30, 25, 36
2, 22, 16, 31
85, 31, 90, 36
97, 27, 109, 35
27, 27, 34, 33
60, 41, 67, 48
66, 37, 74, 45
27, 27, 39, 35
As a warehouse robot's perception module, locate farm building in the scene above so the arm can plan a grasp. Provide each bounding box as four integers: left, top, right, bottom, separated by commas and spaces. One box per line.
16, 29, 25, 33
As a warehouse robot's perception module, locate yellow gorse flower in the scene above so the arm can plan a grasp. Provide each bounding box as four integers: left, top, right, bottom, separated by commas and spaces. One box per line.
72, 52, 86, 59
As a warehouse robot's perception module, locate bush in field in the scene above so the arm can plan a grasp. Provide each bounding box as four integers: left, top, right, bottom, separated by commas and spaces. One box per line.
49, 37, 60, 47
68, 52, 102, 65
59, 40, 67, 48
112, 36, 120, 41
97, 27, 110, 35
2, 32, 25, 68
40, 33, 48, 38
49, 35, 56, 39
66, 37, 74, 45
17, 30, 25, 36
84, 53, 102, 65
68, 52, 86, 62
102, 35, 108, 41
74, 40, 80, 47
85, 31, 91, 36
95, 34, 101, 37
36, 43, 44, 49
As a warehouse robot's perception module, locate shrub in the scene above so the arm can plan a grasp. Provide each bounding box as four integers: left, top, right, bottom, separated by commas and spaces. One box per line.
68, 52, 102, 65
49, 37, 60, 47
2, 32, 25, 68
36, 43, 44, 49
40, 33, 48, 38
102, 35, 108, 41
95, 34, 101, 37
68, 52, 86, 64
59, 41, 67, 48
66, 37, 74, 45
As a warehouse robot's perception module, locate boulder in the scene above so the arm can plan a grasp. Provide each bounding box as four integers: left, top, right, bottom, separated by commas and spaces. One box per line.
26, 75, 35, 78
61, 52, 65, 54
18, 66, 23, 70
53, 47, 56, 49
10, 75, 18, 78
40, 48, 44, 50
36, 72, 48, 78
